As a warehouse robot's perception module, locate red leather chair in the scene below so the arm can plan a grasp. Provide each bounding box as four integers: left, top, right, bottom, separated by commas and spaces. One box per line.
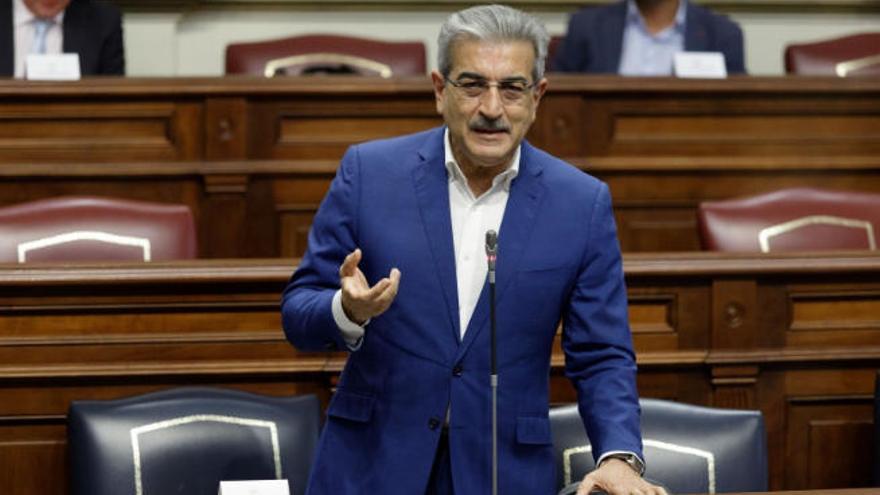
0, 196, 197, 262
697, 188, 880, 252
784, 33, 880, 76
225, 34, 427, 77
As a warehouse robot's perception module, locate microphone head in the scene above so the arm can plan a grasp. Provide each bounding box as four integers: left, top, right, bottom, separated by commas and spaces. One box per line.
485, 230, 498, 271
485, 230, 498, 254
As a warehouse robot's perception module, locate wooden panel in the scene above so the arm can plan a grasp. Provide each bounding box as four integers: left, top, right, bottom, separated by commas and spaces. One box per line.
0, 423, 66, 495
0, 101, 202, 162
786, 398, 874, 489
247, 96, 440, 160
610, 114, 880, 156
788, 291, 880, 346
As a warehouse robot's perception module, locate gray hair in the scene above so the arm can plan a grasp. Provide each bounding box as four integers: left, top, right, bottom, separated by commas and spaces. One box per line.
437, 4, 550, 82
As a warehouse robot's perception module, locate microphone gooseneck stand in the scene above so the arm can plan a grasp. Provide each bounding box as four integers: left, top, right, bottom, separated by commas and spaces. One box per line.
485, 230, 498, 495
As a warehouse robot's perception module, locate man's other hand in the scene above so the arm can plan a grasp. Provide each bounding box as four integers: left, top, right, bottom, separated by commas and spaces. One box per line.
577, 458, 668, 495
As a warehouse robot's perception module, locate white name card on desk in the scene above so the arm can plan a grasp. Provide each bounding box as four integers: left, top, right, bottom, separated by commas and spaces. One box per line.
218, 479, 291, 495
25, 54, 81, 81
673, 52, 727, 79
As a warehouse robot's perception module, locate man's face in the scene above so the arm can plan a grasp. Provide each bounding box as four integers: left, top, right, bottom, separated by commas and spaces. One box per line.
432, 39, 547, 173
23, 0, 70, 18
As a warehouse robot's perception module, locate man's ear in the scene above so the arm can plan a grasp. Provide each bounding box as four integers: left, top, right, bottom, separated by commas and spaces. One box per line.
431, 70, 447, 115
532, 77, 549, 105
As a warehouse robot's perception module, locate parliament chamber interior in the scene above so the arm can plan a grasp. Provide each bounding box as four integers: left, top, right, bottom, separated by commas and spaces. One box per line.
1, 0, 879, 494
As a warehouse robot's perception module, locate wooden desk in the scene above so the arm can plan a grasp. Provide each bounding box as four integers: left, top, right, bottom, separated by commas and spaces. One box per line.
1, 252, 879, 493
1, 76, 878, 254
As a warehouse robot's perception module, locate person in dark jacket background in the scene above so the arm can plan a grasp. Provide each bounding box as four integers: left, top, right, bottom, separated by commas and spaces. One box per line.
1, 0, 124, 77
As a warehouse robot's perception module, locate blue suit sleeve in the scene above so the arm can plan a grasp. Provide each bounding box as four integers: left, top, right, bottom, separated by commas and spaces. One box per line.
562, 182, 642, 462
281, 146, 361, 352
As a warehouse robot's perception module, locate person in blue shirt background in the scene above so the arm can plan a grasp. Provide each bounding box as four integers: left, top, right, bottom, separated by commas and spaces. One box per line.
553, 0, 745, 75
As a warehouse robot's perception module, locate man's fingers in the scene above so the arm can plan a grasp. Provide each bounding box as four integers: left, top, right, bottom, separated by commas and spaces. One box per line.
339, 249, 362, 278
344, 275, 387, 301
340, 262, 401, 323
372, 269, 401, 309
576, 478, 596, 495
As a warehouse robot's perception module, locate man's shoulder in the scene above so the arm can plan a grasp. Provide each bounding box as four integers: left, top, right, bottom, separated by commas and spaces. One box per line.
523, 143, 604, 191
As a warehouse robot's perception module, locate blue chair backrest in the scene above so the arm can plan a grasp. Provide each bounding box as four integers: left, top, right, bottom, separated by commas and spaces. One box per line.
551, 398, 768, 494
68, 387, 321, 495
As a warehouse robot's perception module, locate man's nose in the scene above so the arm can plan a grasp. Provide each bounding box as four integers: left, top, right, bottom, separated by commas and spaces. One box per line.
478, 86, 504, 119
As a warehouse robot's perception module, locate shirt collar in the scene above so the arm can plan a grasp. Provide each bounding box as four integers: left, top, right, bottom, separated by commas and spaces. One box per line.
443, 128, 520, 193
625, 0, 687, 34
13, 0, 66, 28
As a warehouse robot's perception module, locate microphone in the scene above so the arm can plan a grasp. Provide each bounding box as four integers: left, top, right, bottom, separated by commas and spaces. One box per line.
485, 229, 498, 495
485, 230, 498, 278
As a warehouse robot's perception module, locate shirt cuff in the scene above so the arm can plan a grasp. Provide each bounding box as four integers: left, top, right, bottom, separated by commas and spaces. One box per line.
332, 289, 367, 350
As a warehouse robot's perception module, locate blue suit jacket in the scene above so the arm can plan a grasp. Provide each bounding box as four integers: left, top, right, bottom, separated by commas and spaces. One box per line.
281, 127, 641, 494
553, 0, 745, 74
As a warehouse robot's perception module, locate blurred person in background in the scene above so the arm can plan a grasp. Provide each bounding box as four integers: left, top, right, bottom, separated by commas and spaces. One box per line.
553, 0, 745, 75
1, 0, 124, 77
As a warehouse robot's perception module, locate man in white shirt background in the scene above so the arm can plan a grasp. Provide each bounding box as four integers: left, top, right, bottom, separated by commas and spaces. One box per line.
0, 0, 124, 78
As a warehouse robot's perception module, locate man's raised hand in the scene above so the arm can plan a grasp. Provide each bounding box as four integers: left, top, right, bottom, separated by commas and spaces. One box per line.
339, 249, 401, 325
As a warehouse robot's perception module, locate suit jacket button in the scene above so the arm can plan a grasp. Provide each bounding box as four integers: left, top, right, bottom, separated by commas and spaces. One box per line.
452, 364, 463, 377
428, 418, 441, 430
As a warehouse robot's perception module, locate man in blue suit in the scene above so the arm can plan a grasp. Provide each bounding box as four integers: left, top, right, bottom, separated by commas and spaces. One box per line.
553, 0, 745, 75
282, 5, 665, 495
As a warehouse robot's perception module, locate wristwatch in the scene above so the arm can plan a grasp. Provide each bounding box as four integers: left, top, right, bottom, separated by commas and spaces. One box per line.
599, 453, 646, 476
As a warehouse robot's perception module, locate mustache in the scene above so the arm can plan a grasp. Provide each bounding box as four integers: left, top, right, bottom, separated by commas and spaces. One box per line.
469, 117, 510, 132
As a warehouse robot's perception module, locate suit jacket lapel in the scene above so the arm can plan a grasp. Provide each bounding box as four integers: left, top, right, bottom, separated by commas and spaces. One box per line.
0, 1, 13, 77
457, 142, 546, 360
412, 127, 461, 344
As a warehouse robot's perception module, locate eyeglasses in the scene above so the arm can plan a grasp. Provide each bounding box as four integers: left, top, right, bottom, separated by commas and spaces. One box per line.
445, 77, 537, 104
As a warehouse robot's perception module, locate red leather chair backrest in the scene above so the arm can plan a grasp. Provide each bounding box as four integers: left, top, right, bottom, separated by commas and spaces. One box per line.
784, 32, 880, 76
225, 34, 427, 77
697, 188, 880, 252
0, 196, 197, 263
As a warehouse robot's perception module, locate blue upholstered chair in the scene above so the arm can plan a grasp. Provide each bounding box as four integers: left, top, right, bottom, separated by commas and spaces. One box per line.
68, 387, 321, 495
551, 398, 768, 494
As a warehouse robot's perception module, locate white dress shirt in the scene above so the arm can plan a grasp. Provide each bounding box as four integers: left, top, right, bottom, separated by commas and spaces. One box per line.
13, 0, 65, 79
332, 129, 519, 345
